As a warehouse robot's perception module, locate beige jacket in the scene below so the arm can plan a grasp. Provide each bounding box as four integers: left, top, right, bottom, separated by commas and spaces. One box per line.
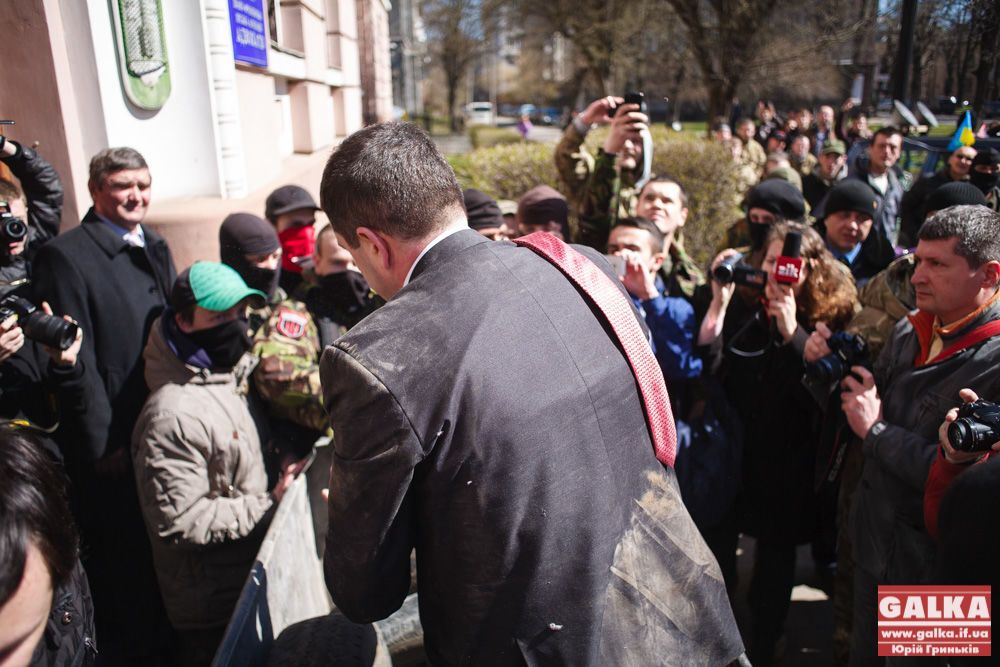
132, 316, 273, 629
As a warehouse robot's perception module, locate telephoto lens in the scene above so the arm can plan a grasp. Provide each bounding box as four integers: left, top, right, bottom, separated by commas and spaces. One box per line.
22, 309, 78, 351
0, 296, 78, 350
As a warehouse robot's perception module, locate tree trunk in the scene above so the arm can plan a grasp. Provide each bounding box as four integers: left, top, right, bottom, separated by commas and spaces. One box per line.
447, 76, 459, 133
706, 80, 733, 139
971, 0, 1000, 125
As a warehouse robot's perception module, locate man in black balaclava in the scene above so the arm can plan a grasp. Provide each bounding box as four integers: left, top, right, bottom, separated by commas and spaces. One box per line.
219, 213, 282, 298
302, 225, 381, 350
971, 148, 1000, 213
219, 212, 327, 463
718, 179, 806, 256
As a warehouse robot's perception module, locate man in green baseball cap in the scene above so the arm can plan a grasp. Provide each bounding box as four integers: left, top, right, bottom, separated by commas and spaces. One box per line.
167, 261, 266, 369
803, 138, 847, 211
132, 261, 298, 662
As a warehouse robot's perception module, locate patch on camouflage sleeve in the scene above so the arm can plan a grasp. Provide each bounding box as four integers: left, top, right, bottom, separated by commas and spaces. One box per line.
276, 310, 308, 339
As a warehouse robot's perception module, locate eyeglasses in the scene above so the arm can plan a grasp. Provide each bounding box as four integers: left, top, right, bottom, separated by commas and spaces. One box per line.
954, 155, 975, 162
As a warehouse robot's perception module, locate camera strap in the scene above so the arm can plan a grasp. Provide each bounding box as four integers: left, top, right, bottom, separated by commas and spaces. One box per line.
725, 306, 770, 359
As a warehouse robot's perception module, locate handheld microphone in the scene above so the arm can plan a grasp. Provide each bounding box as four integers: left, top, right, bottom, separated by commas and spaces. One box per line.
774, 231, 803, 285
770, 230, 802, 341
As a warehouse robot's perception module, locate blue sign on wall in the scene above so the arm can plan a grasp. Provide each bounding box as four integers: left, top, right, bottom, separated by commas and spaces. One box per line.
229, 0, 268, 68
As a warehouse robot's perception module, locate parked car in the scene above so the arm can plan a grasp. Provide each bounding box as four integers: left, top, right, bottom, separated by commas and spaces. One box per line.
465, 102, 494, 126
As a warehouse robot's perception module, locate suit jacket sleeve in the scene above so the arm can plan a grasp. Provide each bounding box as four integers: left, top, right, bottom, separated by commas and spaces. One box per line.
32, 242, 112, 462
321, 344, 423, 623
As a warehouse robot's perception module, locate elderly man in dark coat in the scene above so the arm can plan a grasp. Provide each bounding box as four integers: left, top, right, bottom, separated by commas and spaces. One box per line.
32, 147, 176, 664
318, 122, 744, 666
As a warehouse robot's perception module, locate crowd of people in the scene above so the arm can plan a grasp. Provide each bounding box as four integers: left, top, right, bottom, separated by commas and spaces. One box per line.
0, 92, 999, 667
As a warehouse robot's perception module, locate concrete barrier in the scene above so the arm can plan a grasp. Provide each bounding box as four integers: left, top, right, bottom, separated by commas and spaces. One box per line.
213, 450, 332, 667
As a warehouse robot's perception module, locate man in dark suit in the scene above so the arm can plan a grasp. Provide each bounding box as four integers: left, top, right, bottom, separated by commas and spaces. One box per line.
33, 147, 175, 664
318, 123, 743, 665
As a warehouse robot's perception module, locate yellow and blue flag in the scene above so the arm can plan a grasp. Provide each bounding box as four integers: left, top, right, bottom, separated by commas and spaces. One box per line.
947, 111, 975, 151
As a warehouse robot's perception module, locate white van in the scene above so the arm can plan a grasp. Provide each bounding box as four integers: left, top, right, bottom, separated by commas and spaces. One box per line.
465, 102, 494, 126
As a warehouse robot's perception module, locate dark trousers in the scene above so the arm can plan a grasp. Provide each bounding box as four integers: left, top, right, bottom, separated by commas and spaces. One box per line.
73, 461, 173, 666
698, 508, 740, 597
850, 566, 931, 667
747, 539, 797, 664
177, 626, 226, 667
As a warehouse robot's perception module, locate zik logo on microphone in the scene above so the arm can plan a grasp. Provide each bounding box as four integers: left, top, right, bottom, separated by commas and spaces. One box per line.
775, 256, 802, 284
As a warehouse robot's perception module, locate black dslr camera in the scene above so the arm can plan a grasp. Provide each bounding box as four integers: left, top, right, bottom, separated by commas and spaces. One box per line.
0, 295, 78, 350
805, 331, 870, 382
947, 399, 1000, 453
713, 252, 767, 290
0, 207, 27, 245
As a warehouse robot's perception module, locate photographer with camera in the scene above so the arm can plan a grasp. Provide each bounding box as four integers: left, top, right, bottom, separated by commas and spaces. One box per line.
0, 134, 83, 458
922, 388, 1000, 542
0, 132, 63, 263
836, 205, 1000, 667
701, 222, 857, 664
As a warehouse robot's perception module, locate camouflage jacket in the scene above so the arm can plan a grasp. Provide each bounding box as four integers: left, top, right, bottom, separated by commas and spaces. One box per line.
739, 138, 767, 175
574, 147, 638, 250
574, 149, 703, 299
848, 253, 916, 359
554, 122, 596, 213
251, 295, 328, 433
791, 152, 818, 178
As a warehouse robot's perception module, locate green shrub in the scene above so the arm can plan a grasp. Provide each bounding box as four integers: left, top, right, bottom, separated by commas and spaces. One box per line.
449, 135, 742, 268
468, 126, 523, 150
449, 142, 561, 200
649, 139, 744, 267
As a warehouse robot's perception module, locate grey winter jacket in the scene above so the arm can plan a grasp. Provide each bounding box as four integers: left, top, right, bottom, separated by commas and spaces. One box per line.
132, 317, 273, 630
851, 298, 1000, 584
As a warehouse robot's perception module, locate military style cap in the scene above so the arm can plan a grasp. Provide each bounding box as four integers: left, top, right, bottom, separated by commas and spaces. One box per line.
822, 139, 846, 156
265, 185, 319, 221
171, 262, 266, 312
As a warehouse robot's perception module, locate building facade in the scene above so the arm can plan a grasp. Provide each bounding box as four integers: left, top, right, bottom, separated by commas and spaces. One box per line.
0, 0, 391, 267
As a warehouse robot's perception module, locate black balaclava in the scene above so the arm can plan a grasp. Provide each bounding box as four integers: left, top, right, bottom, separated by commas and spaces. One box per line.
309, 270, 374, 329
219, 212, 281, 299
186, 317, 253, 371
971, 149, 1000, 195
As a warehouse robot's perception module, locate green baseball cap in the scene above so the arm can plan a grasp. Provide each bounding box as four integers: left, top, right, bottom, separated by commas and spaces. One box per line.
822, 139, 846, 156
170, 261, 266, 312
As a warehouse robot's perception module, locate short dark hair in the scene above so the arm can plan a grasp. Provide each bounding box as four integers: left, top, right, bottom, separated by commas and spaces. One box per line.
0, 179, 24, 205
320, 122, 463, 247
873, 126, 903, 143
638, 175, 688, 207
315, 223, 336, 252
613, 216, 666, 251
736, 117, 755, 128
0, 428, 78, 606
176, 304, 197, 325
919, 205, 1000, 269
89, 147, 148, 187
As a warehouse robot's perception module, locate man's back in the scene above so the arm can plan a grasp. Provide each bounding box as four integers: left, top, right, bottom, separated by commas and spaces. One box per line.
322, 229, 741, 665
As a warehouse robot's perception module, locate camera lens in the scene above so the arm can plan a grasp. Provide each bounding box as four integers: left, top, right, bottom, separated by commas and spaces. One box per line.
22, 311, 78, 350
806, 354, 843, 383
1, 217, 26, 242
713, 253, 743, 284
